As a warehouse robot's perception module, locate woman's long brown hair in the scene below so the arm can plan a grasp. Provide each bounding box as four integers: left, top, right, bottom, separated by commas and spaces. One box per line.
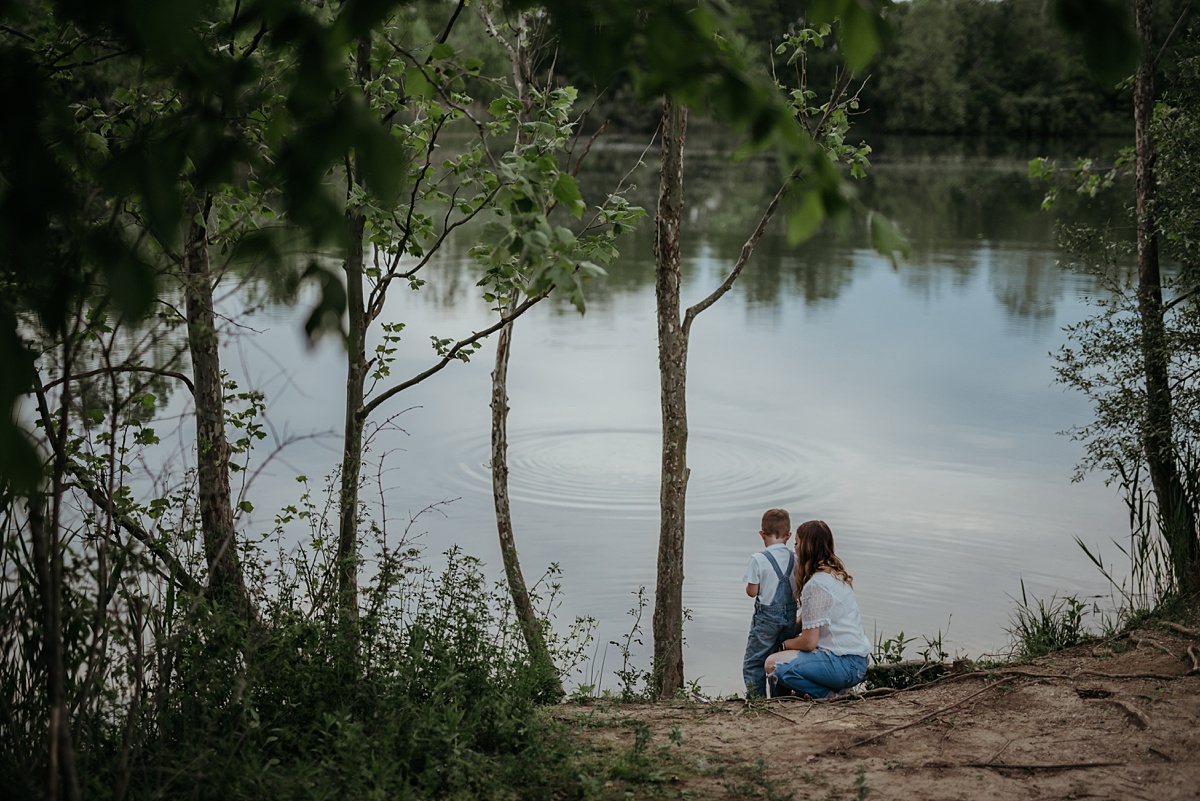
794, 519, 853, 598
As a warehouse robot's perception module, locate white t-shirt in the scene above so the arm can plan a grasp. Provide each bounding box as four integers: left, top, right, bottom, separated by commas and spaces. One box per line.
799, 571, 872, 656
742, 543, 796, 603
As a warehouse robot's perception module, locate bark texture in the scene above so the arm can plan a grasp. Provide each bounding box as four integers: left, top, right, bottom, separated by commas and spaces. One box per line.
335, 36, 373, 637
337, 214, 367, 632
483, 4, 562, 695
1134, 0, 1200, 593
652, 97, 689, 698
490, 299, 562, 694
183, 198, 250, 613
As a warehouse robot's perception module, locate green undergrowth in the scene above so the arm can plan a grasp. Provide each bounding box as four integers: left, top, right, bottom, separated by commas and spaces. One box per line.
0, 543, 605, 801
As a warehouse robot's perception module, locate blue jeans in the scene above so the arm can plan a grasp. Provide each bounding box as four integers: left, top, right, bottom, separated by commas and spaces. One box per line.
772, 651, 868, 698
742, 603, 796, 698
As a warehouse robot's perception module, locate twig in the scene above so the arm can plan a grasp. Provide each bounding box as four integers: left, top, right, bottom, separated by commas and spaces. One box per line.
955, 761, 1124, 772
571, 120, 608, 177
1090, 698, 1150, 729
1, 22, 36, 41
969, 668, 1186, 682
682, 174, 793, 335
985, 738, 1015, 764
360, 291, 547, 418
842, 680, 1015, 750
1129, 632, 1177, 658
1075, 669, 1185, 680
41, 365, 195, 395
763, 706, 801, 726
1165, 622, 1200, 639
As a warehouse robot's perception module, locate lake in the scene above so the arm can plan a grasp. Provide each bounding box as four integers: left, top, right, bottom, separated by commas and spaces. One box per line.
224, 135, 1134, 696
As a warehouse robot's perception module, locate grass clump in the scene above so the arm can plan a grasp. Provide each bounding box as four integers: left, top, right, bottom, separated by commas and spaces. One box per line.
1007, 579, 1091, 658
864, 628, 951, 690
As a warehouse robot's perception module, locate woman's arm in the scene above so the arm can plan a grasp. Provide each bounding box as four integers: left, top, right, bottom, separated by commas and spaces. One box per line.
782, 626, 820, 652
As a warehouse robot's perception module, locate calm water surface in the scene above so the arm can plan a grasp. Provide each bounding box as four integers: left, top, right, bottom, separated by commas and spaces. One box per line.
226, 138, 1132, 695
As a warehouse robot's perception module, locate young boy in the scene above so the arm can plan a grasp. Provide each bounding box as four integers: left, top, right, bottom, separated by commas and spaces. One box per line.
741, 508, 797, 698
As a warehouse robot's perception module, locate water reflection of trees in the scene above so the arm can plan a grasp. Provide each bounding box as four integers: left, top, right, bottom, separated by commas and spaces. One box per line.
418, 139, 1128, 324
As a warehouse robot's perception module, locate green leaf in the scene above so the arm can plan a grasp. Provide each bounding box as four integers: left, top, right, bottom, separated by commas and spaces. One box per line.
786, 190, 827, 245
836, 3, 880, 72
868, 211, 911, 268
430, 42, 456, 61
808, 0, 887, 72
405, 68, 434, 100
551, 173, 586, 218
355, 119, 407, 202
489, 97, 520, 118
301, 262, 348, 344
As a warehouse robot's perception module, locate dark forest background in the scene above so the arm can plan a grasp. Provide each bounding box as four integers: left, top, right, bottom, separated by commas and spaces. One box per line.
570, 0, 1135, 138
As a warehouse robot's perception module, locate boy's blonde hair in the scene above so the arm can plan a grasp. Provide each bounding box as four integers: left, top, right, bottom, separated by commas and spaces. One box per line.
761, 508, 791, 539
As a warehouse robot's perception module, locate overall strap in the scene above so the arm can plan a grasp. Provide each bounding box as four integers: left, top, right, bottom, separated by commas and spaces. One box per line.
770, 551, 796, 606
762, 548, 789, 581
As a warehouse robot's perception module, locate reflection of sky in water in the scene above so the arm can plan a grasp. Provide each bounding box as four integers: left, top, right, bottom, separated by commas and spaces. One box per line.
154, 155, 1135, 697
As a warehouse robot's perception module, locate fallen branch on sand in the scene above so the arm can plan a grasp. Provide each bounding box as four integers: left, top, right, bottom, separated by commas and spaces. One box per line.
1089, 698, 1151, 729
840, 680, 1018, 751
1165, 622, 1200, 640
1130, 632, 1177, 658
951, 761, 1125, 772
955, 668, 1186, 682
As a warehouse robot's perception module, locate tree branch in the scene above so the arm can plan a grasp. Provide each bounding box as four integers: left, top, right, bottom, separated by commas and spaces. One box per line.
361, 292, 547, 419
39, 365, 195, 396
30, 379, 202, 595
682, 177, 791, 338
434, 0, 470, 51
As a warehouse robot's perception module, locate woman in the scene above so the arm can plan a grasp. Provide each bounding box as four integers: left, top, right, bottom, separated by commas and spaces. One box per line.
765, 520, 871, 698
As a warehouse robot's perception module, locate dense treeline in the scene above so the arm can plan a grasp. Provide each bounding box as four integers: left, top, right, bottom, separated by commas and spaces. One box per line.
861, 0, 1130, 137
573, 0, 1134, 138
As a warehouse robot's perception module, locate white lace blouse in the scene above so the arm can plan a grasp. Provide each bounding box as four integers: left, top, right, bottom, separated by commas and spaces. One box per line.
799, 571, 872, 657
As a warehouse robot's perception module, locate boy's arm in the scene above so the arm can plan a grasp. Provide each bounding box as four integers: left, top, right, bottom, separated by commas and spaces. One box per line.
743, 556, 760, 597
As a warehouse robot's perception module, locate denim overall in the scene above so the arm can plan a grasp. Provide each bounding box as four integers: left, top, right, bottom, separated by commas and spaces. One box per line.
742, 549, 797, 698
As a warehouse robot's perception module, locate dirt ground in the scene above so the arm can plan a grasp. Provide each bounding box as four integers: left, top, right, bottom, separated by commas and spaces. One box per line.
556, 622, 1200, 800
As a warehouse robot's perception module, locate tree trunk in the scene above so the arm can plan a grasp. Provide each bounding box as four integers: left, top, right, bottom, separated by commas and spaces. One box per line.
335, 36, 373, 642
336, 212, 367, 635
490, 295, 563, 695
32, 318, 81, 801
1133, 0, 1200, 594
482, 3, 562, 695
29, 497, 81, 801
652, 97, 689, 698
183, 195, 251, 614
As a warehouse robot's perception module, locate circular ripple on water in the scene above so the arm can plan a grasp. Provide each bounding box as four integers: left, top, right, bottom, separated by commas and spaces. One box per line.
454, 427, 832, 520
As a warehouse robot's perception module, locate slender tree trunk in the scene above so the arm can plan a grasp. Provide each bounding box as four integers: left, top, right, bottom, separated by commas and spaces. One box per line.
482, 3, 562, 694
29, 498, 81, 801
490, 294, 563, 695
652, 97, 689, 698
335, 36, 373, 642
337, 213, 367, 634
32, 314, 81, 801
1133, 0, 1200, 594
183, 196, 251, 614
